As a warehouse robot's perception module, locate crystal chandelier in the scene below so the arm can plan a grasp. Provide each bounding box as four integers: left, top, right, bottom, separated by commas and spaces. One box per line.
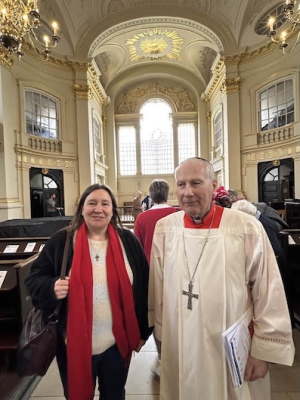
0, 0, 60, 61
267, 0, 300, 54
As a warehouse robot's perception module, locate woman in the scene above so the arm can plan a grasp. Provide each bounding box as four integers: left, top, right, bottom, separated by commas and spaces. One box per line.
132, 191, 142, 221
26, 184, 151, 400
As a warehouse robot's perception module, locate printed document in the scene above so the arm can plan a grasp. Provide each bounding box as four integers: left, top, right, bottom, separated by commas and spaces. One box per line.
222, 306, 253, 387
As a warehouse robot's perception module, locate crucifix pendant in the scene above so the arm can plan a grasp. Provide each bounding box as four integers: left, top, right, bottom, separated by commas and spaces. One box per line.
182, 282, 198, 310
95, 254, 99, 261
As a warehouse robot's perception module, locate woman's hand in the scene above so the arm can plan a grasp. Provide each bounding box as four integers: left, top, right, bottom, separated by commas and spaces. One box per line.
54, 277, 70, 299
135, 340, 146, 352
244, 355, 269, 381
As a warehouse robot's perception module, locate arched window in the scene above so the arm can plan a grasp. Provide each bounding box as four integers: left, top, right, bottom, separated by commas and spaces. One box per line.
264, 168, 279, 182
25, 90, 59, 139
214, 110, 223, 148
258, 78, 294, 132
117, 97, 196, 176
140, 99, 173, 174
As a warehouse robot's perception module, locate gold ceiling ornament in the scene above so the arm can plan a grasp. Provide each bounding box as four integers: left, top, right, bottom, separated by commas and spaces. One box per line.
0, 0, 60, 61
126, 29, 184, 61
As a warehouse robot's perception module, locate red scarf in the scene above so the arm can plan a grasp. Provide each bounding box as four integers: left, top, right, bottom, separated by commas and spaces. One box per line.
67, 223, 140, 400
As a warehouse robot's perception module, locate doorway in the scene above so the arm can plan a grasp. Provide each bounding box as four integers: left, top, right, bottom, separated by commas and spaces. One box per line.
30, 168, 64, 218
258, 158, 294, 204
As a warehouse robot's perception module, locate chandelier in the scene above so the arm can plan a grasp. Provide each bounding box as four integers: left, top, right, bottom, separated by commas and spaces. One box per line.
267, 0, 300, 54
0, 0, 60, 61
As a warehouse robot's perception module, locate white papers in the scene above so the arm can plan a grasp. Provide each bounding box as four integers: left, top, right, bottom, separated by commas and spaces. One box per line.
222, 307, 253, 388
0, 271, 7, 288
39, 244, 45, 252
24, 242, 36, 252
288, 235, 296, 245
3, 244, 19, 253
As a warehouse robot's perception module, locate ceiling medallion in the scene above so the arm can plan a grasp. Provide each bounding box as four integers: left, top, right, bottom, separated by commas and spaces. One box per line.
126, 29, 184, 61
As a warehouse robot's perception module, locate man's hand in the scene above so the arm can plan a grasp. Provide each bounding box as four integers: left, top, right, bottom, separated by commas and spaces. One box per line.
244, 355, 269, 381
54, 277, 70, 299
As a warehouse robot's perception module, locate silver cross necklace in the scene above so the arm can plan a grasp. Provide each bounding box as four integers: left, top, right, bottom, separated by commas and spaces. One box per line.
182, 207, 216, 310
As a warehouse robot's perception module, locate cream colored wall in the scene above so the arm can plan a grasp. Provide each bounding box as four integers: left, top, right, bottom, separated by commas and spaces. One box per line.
0, 56, 82, 221
238, 47, 300, 202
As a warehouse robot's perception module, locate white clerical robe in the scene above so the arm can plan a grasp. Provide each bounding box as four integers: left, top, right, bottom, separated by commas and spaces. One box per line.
148, 208, 295, 400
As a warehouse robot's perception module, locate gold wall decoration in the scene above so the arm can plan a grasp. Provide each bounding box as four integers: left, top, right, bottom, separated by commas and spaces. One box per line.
41, 168, 49, 174
74, 84, 93, 100
273, 160, 281, 166
116, 81, 194, 114
126, 29, 184, 61
220, 77, 241, 94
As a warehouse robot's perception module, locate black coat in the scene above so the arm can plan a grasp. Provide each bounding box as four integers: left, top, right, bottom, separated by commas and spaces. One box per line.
25, 228, 152, 342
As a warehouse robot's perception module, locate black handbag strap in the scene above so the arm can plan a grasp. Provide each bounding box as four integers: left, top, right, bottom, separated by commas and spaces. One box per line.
60, 229, 71, 279
51, 229, 71, 319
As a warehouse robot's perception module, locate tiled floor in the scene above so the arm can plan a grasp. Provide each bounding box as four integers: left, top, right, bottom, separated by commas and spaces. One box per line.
30, 330, 300, 400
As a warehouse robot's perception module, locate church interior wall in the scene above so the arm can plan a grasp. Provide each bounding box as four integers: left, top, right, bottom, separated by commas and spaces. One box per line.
237, 48, 300, 201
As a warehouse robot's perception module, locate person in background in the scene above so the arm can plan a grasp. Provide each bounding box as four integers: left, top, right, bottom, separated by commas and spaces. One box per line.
141, 194, 153, 211
255, 201, 289, 231
232, 199, 294, 328
228, 189, 239, 203
214, 186, 232, 208
46, 193, 58, 217
231, 200, 282, 257
134, 179, 176, 378
26, 184, 151, 400
132, 191, 143, 222
149, 157, 294, 400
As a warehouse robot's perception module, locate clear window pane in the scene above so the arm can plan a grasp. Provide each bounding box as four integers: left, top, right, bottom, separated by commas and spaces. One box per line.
140, 99, 174, 174
119, 126, 136, 175
24, 90, 59, 139
178, 123, 196, 164
258, 78, 294, 131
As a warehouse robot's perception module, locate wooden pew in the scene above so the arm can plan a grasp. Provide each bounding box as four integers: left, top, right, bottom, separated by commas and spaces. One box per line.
0, 237, 49, 400
280, 229, 300, 327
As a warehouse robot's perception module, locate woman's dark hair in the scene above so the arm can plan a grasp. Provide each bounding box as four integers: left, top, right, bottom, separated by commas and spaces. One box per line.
149, 179, 169, 204
69, 184, 123, 232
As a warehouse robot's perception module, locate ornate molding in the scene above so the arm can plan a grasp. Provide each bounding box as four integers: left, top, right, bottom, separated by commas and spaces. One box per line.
88, 65, 110, 106
116, 81, 195, 114
74, 84, 93, 100
220, 77, 241, 94
224, 41, 281, 65
88, 17, 224, 57
201, 57, 225, 101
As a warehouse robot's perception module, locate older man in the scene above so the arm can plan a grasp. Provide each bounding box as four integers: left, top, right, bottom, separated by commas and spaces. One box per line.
148, 157, 294, 400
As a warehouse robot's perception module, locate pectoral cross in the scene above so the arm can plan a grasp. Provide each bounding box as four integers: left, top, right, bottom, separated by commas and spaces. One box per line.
182, 282, 198, 310
95, 254, 99, 262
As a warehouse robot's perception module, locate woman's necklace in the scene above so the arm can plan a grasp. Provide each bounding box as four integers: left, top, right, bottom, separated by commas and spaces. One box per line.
182, 208, 215, 310
88, 239, 103, 262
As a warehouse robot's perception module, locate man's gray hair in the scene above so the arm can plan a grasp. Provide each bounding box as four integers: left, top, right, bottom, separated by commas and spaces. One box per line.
231, 200, 257, 216
175, 157, 215, 181
149, 179, 169, 204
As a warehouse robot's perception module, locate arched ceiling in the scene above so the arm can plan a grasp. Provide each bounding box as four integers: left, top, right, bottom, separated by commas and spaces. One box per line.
39, 0, 280, 89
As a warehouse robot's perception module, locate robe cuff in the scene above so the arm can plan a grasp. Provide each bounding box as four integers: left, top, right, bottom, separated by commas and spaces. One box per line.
251, 334, 295, 366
